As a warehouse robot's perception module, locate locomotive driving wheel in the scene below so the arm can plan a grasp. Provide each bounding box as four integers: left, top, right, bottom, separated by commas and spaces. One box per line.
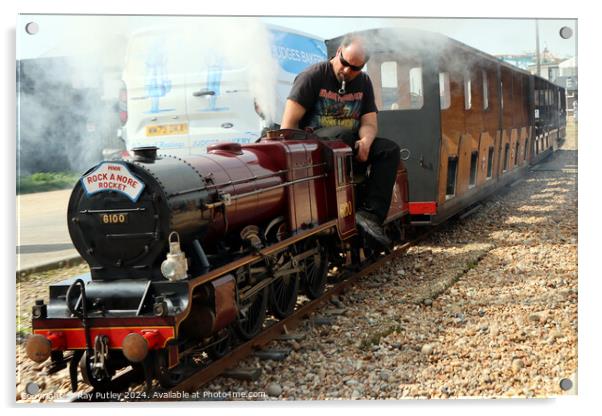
156, 351, 186, 388
235, 266, 269, 340
301, 239, 330, 299
206, 329, 231, 360
268, 248, 300, 319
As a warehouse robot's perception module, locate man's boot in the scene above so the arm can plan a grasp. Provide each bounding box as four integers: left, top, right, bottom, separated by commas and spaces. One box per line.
355, 210, 392, 248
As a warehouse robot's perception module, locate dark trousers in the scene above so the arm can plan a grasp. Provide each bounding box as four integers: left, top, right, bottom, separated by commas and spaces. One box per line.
314, 127, 400, 223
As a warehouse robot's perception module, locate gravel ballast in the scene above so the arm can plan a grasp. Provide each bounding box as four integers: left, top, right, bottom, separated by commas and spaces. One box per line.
16, 135, 577, 402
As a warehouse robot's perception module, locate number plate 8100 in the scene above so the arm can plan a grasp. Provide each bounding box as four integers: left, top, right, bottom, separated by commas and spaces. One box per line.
99, 213, 128, 224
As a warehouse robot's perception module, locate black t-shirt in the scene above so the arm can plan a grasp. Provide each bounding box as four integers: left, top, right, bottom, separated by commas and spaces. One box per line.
287, 61, 378, 133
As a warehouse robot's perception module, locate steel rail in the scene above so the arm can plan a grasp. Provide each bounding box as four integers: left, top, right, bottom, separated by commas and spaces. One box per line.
66, 229, 433, 402
166, 234, 430, 395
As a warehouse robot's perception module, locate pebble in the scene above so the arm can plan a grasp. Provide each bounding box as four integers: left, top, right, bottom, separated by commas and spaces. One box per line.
421, 344, 434, 355
512, 359, 525, 373
550, 329, 563, 339
454, 313, 466, 324
313, 316, 334, 326
266, 383, 283, 397
326, 308, 347, 316
380, 370, 392, 382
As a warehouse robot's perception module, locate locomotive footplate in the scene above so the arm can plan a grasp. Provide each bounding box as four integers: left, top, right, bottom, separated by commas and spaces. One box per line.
28, 273, 186, 370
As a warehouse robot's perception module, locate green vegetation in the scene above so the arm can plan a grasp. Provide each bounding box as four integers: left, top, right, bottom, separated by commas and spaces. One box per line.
17, 171, 80, 195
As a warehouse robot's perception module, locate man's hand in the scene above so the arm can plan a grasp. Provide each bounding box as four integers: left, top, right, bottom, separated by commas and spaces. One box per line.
357, 112, 377, 161
355, 137, 373, 162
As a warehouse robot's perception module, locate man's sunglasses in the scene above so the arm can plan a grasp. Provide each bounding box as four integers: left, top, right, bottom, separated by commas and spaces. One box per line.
339, 51, 364, 72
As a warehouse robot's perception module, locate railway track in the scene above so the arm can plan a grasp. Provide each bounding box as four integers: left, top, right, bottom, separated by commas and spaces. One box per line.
26, 143, 573, 403
61, 179, 523, 403
66, 232, 429, 402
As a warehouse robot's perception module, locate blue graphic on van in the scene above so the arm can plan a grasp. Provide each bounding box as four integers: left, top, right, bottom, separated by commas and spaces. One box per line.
269, 29, 327, 74
197, 55, 229, 112
144, 40, 174, 114
203, 64, 228, 112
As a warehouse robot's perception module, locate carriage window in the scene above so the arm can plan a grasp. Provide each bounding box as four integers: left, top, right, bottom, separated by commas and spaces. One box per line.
439, 72, 451, 110
515, 142, 520, 166
543, 90, 547, 106
380, 62, 399, 110
464, 75, 472, 110
503, 143, 510, 172
469, 151, 478, 187
345, 154, 353, 180
379, 62, 423, 110
446, 157, 458, 199
409, 67, 424, 109
482, 70, 489, 110
486, 147, 494, 179
336, 156, 344, 186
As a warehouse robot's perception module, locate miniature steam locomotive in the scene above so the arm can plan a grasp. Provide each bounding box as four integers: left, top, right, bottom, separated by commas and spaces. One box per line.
27, 129, 409, 389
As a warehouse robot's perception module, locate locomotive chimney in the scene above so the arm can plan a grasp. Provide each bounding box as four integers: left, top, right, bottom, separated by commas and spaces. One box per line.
132, 146, 158, 163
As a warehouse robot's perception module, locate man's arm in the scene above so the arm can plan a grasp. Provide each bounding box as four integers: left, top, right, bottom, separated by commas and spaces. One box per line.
281, 99, 307, 129
356, 112, 378, 162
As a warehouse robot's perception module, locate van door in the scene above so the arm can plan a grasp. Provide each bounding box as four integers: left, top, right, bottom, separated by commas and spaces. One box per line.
185, 55, 261, 154
123, 31, 191, 155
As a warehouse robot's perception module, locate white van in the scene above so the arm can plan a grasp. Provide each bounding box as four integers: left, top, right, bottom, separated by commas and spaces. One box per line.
116, 21, 326, 156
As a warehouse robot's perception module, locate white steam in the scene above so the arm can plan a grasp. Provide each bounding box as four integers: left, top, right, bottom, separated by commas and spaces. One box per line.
17, 15, 129, 174
17, 16, 280, 175
359, 27, 506, 76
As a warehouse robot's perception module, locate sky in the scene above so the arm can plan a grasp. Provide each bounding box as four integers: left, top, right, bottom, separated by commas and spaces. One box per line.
262, 17, 577, 58
17, 15, 576, 62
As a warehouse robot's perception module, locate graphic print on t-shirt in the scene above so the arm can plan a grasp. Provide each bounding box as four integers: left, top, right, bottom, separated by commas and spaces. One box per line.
308, 88, 364, 131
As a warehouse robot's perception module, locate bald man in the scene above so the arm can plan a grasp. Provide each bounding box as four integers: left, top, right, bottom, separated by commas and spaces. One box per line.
281, 34, 400, 248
